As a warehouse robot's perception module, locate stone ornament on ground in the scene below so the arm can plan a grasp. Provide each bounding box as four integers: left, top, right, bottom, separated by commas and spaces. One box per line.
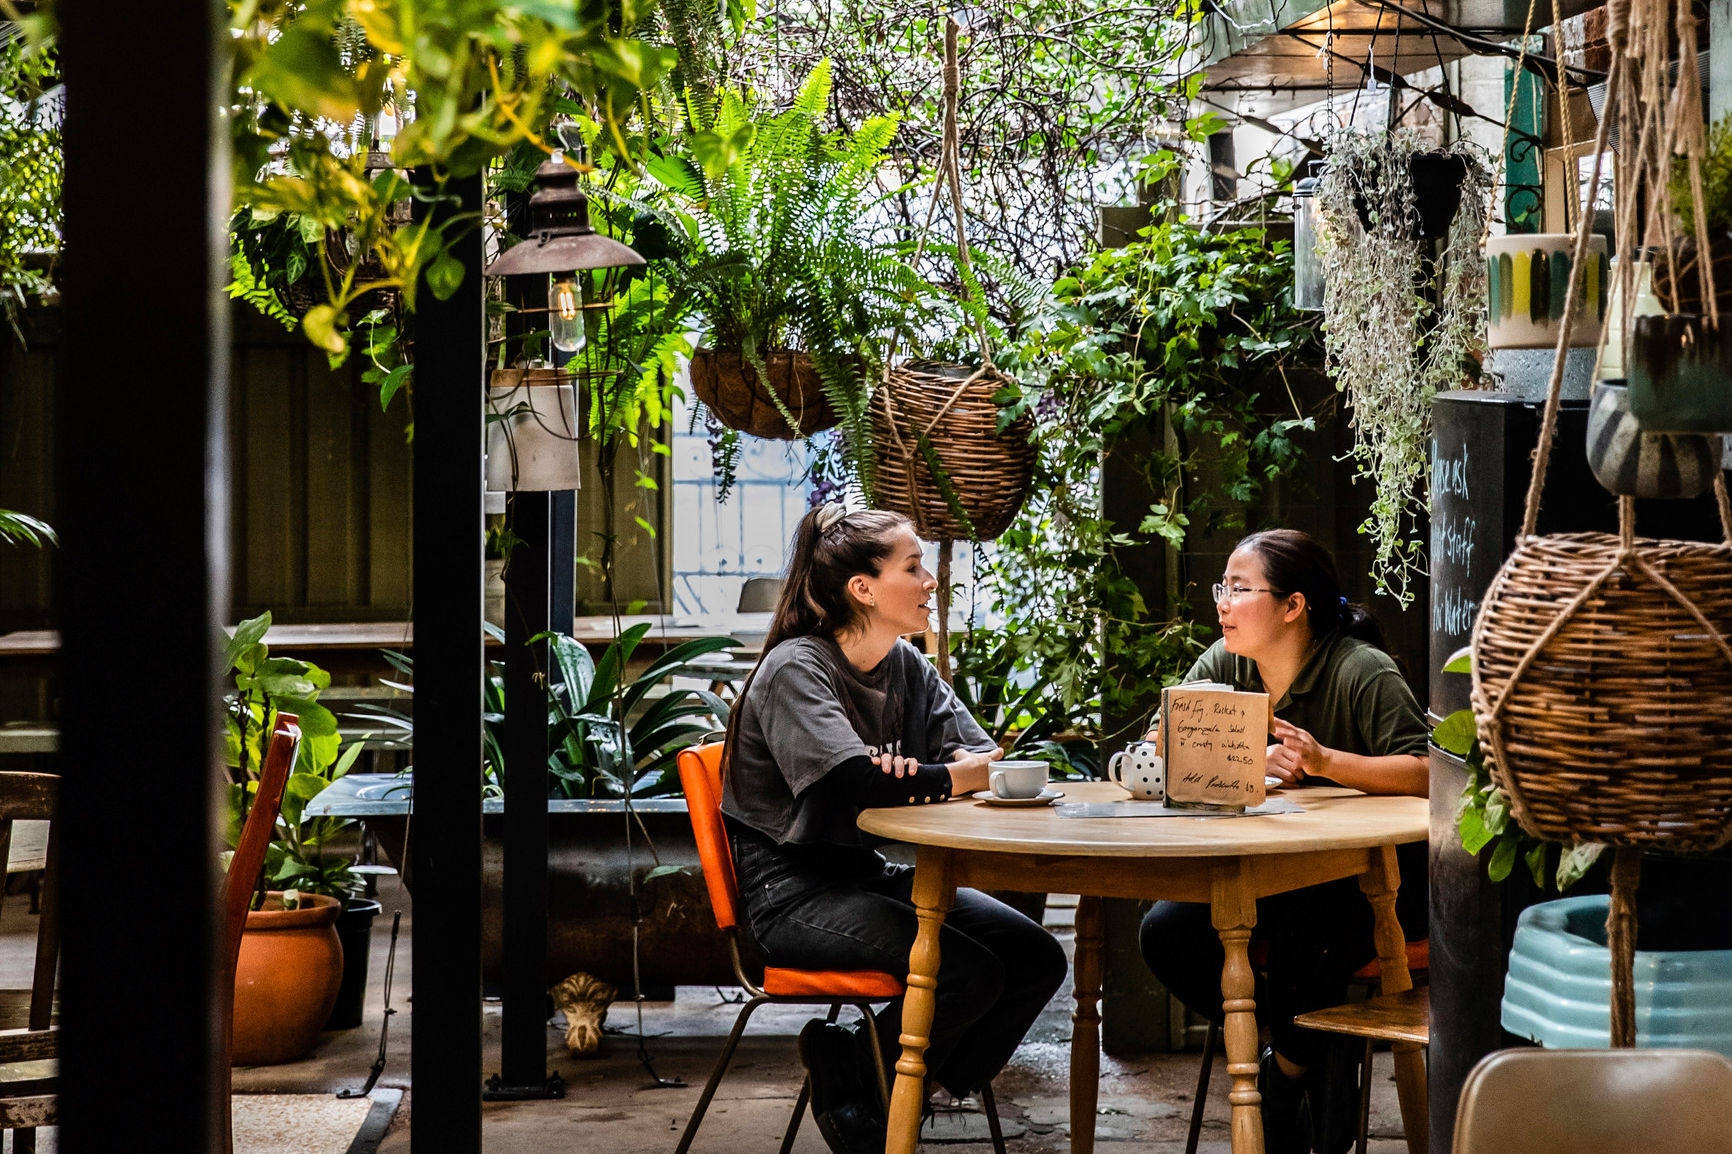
552, 972, 617, 1056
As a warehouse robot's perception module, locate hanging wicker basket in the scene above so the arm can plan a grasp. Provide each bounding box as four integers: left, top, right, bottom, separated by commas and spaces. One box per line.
688, 348, 836, 440
1471, 531, 1732, 853
871, 360, 1034, 541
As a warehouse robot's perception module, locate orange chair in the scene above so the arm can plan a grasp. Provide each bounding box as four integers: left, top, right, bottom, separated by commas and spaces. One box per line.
1185, 938, 1430, 1154
676, 742, 1006, 1154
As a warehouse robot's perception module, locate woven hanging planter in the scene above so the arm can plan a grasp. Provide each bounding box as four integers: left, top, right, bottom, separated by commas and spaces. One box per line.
689, 348, 837, 440
872, 360, 1035, 541
1470, 531, 1732, 852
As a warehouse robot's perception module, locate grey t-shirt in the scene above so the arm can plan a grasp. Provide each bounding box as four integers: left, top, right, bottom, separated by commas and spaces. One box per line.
721, 635, 993, 845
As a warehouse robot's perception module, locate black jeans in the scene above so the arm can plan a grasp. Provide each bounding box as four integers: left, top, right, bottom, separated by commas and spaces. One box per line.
733, 832, 1067, 1098
1139, 879, 1380, 1070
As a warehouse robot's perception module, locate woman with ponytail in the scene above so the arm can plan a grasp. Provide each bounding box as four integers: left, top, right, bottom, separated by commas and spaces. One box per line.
721, 502, 1066, 1154
1137, 529, 1428, 1154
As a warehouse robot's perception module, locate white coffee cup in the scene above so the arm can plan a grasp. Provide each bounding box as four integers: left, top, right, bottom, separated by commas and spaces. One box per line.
1108, 743, 1164, 801
989, 760, 1049, 800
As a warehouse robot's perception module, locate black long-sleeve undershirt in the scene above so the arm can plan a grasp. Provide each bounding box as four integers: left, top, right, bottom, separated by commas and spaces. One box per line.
830, 754, 954, 807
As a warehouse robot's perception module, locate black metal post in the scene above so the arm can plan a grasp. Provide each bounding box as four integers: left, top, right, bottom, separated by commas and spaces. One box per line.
487, 489, 560, 1098
411, 169, 486, 1150
57, 5, 229, 1150
551, 490, 576, 632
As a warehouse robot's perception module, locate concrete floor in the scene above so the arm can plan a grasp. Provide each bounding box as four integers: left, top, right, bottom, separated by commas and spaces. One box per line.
4, 875, 1417, 1151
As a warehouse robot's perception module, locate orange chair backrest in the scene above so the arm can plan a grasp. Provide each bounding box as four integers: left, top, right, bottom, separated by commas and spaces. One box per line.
678, 743, 740, 932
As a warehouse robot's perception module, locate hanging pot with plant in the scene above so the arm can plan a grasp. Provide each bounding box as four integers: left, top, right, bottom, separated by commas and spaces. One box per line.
869, 19, 1036, 681
1625, 312, 1732, 433
1317, 127, 1492, 605
1351, 150, 1470, 240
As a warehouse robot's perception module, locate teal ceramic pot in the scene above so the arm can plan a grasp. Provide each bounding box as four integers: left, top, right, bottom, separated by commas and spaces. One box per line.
1586, 379, 1722, 499
1627, 313, 1732, 433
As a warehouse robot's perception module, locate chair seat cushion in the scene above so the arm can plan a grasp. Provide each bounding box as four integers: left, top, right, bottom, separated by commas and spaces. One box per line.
1350, 938, 1430, 981
763, 968, 904, 998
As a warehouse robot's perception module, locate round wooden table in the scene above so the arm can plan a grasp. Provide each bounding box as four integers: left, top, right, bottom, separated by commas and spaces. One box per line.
857, 782, 1429, 1154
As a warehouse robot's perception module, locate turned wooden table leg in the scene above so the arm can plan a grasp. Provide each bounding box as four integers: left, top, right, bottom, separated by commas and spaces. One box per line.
885, 845, 955, 1154
1213, 861, 1264, 1154
1361, 844, 1427, 1154
1071, 895, 1105, 1154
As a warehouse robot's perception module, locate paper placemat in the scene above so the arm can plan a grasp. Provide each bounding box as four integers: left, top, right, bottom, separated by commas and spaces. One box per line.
1054, 797, 1305, 819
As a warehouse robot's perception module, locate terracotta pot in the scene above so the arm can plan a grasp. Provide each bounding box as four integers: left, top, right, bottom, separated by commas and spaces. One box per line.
231, 891, 344, 1066
689, 348, 837, 440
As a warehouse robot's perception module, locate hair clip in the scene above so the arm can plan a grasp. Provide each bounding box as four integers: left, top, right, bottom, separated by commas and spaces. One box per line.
1338, 595, 1350, 609
815, 501, 849, 533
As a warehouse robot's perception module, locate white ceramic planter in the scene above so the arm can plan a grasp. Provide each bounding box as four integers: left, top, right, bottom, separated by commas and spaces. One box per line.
485, 367, 583, 491
1486, 233, 1610, 349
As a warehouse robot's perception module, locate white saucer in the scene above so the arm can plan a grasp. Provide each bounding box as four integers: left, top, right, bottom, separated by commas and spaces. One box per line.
1265, 775, 1284, 790
972, 788, 1065, 807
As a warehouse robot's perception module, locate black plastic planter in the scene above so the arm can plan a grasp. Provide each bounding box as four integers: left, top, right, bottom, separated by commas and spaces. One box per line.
1353, 151, 1468, 241
324, 897, 382, 1030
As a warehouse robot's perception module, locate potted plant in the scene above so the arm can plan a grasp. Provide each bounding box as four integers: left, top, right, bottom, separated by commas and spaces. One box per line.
223, 611, 373, 1064
651, 60, 923, 488
1316, 127, 1491, 606
321, 623, 745, 989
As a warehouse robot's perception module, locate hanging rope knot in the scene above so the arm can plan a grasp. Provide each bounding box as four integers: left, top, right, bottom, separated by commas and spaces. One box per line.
1605, 0, 1630, 53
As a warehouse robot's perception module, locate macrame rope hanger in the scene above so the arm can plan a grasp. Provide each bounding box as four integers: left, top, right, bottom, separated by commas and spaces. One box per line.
881, 16, 992, 684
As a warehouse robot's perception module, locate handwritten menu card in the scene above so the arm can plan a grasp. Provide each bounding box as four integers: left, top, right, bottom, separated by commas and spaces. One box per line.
1160, 682, 1269, 809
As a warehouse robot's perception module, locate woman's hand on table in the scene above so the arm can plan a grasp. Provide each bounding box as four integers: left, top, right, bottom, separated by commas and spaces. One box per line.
1267, 719, 1332, 785
945, 746, 1003, 797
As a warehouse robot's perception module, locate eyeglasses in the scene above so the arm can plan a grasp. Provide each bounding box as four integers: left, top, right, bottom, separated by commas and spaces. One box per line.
1212, 583, 1278, 604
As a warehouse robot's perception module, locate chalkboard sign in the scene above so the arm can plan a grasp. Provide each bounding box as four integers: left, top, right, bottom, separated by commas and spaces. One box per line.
1160, 685, 1269, 809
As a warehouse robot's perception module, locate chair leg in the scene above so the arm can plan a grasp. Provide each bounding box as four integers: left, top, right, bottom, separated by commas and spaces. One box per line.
980, 1081, 1008, 1154
1186, 1019, 1220, 1154
673, 995, 769, 1154
778, 1076, 812, 1154
857, 1003, 891, 1111
1356, 1039, 1374, 1154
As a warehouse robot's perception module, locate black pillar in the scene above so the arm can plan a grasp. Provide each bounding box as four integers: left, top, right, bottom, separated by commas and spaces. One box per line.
411, 169, 486, 1149
490, 488, 558, 1097
58, 4, 229, 1149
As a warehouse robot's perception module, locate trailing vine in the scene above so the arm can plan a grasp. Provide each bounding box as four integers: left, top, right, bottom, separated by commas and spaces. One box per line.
1317, 128, 1490, 606
979, 167, 1317, 746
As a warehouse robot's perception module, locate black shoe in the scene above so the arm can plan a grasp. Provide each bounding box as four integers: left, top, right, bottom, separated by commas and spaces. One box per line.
1305, 1040, 1360, 1154
798, 1019, 886, 1154
1259, 1046, 1313, 1154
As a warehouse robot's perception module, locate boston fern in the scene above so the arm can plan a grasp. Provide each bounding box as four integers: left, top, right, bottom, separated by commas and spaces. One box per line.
650, 60, 926, 493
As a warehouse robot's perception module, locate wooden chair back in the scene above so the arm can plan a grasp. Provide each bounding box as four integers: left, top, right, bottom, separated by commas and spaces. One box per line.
219, 713, 301, 1154
1453, 1047, 1732, 1154
0, 772, 61, 1145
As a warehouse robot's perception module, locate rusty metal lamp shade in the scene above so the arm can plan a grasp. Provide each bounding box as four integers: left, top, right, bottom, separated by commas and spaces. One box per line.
483, 156, 645, 277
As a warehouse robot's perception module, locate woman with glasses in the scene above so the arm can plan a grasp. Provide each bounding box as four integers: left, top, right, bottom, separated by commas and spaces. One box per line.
1139, 529, 1428, 1154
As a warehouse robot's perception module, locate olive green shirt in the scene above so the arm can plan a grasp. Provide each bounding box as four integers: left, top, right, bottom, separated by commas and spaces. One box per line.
1183, 630, 1429, 768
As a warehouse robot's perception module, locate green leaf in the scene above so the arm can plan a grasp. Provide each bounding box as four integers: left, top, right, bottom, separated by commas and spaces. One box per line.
1487, 834, 1519, 882
301, 304, 346, 356
377, 364, 412, 411
1523, 840, 1548, 888
1482, 788, 1509, 836
1431, 710, 1476, 757
425, 251, 466, 301
1442, 646, 1473, 674
642, 863, 690, 881
1556, 842, 1606, 890
225, 612, 272, 674
1457, 804, 1494, 855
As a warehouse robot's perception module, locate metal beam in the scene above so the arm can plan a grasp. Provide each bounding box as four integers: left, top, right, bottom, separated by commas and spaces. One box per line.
410, 169, 486, 1151
57, 2, 229, 1149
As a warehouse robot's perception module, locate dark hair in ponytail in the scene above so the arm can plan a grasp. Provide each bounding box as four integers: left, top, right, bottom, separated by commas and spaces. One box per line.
722, 506, 915, 780
1236, 529, 1388, 652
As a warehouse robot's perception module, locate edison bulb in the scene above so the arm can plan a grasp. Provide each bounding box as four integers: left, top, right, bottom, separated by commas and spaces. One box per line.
550, 277, 585, 352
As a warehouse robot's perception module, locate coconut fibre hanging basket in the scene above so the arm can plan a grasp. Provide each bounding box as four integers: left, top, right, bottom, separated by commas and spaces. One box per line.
872, 19, 1034, 543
